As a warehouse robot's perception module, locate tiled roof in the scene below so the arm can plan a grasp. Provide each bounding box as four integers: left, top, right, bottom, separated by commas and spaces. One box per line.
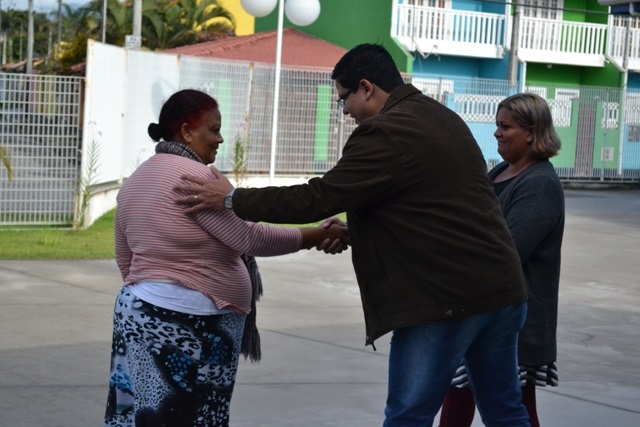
163, 28, 347, 68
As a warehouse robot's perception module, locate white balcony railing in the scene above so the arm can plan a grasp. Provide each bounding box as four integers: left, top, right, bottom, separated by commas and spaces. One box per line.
393, 3, 607, 68
393, 4, 506, 59
517, 17, 606, 67
607, 16, 640, 72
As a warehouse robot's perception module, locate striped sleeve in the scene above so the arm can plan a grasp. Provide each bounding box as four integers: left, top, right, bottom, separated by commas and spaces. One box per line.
195, 210, 302, 257
114, 208, 132, 280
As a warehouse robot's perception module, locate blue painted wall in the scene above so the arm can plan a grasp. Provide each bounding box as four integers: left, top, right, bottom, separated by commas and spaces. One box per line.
468, 122, 500, 165
480, 56, 510, 80
412, 56, 508, 80
412, 56, 478, 78
623, 128, 640, 169
453, 0, 480, 12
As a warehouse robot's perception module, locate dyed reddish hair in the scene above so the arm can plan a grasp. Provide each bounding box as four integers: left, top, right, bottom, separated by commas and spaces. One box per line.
148, 89, 218, 142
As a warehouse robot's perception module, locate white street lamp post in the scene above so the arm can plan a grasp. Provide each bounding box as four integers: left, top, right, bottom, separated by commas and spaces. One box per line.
124, 0, 142, 49
27, 0, 33, 74
240, 0, 320, 184
270, 0, 285, 186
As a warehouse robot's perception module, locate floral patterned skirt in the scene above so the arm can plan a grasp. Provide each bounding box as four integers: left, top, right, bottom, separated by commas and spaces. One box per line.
104, 287, 245, 427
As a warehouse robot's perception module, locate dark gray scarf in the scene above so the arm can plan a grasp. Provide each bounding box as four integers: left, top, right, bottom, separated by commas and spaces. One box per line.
156, 140, 263, 362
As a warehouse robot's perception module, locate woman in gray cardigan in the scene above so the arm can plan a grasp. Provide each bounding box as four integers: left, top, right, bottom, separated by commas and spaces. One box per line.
439, 93, 565, 427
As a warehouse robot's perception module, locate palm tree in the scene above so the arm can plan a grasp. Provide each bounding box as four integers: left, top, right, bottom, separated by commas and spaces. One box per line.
184, 0, 235, 38
104, 0, 132, 46
143, 0, 235, 50
58, 0, 127, 70
2, 9, 29, 63
142, 0, 190, 50
52, 0, 236, 72
59, 2, 101, 40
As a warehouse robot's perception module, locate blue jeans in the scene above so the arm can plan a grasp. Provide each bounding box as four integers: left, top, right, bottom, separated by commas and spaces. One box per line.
383, 302, 529, 427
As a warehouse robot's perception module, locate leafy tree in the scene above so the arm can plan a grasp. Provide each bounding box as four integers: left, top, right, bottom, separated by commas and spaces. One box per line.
4, 0, 236, 74
142, 0, 190, 50
181, 0, 235, 39
58, 0, 128, 72
104, 0, 133, 46
1, 8, 51, 64
142, 0, 235, 50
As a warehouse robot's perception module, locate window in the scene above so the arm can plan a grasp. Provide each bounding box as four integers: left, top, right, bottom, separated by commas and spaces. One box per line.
526, 86, 548, 98
627, 125, 640, 142
601, 102, 619, 130
551, 88, 579, 127
407, 0, 450, 7
625, 93, 640, 125
522, 0, 562, 20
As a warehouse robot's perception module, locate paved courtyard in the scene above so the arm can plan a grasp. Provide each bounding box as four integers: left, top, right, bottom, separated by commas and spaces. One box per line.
0, 188, 639, 426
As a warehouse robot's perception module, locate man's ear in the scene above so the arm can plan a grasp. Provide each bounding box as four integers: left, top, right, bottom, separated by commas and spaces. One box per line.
359, 79, 375, 99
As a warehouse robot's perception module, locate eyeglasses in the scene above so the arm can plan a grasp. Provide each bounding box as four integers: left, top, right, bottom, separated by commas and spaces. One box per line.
336, 89, 354, 109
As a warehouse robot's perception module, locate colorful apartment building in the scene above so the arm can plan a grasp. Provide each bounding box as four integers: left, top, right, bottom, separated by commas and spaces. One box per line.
243, 0, 640, 181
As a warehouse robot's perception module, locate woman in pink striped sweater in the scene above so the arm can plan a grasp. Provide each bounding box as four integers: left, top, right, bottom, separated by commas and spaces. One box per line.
104, 89, 348, 427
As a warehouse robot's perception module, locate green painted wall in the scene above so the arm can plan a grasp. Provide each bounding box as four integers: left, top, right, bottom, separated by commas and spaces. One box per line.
592, 99, 621, 169
581, 63, 624, 87
546, 97, 621, 170
510, 85, 623, 171
552, 100, 580, 168
314, 85, 331, 163
527, 64, 582, 85
525, 1, 622, 88
527, 63, 621, 87
253, 0, 413, 73
563, 0, 608, 24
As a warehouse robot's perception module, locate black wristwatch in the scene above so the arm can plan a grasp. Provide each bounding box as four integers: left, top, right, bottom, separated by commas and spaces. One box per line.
224, 189, 235, 210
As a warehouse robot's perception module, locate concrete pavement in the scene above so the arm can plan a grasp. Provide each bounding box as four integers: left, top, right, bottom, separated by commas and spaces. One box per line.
1, 188, 639, 426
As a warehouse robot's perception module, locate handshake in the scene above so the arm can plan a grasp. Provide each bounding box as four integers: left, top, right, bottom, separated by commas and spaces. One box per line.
307, 217, 350, 255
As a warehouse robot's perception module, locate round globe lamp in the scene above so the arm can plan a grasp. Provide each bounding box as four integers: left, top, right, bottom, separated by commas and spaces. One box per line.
240, 0, 278, 17
284, 0, 321, 26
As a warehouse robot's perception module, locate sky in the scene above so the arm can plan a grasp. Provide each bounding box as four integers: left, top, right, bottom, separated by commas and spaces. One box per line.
2, 0, 86, 12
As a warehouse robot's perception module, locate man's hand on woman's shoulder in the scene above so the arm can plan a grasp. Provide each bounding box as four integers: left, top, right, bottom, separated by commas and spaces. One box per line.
174, 165, 234, 214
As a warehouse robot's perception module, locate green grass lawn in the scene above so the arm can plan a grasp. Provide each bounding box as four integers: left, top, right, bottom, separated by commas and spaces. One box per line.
0, 209, 346, 260
0, 209, 117, 260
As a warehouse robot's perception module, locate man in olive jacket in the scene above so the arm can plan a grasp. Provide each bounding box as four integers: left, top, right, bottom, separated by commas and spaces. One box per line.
176, 44, 531, 427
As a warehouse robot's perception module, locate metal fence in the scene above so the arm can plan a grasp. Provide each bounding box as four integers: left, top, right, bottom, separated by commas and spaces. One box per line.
0, 73, 83, 226
2, 41, 640, 228
179, 56, 355, 176
415, 75, 640, 182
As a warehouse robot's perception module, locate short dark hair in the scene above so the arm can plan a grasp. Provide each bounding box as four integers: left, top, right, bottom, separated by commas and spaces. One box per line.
148, 89, 218, 142
331, 43, 404, 93
497, 93, 561, 160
